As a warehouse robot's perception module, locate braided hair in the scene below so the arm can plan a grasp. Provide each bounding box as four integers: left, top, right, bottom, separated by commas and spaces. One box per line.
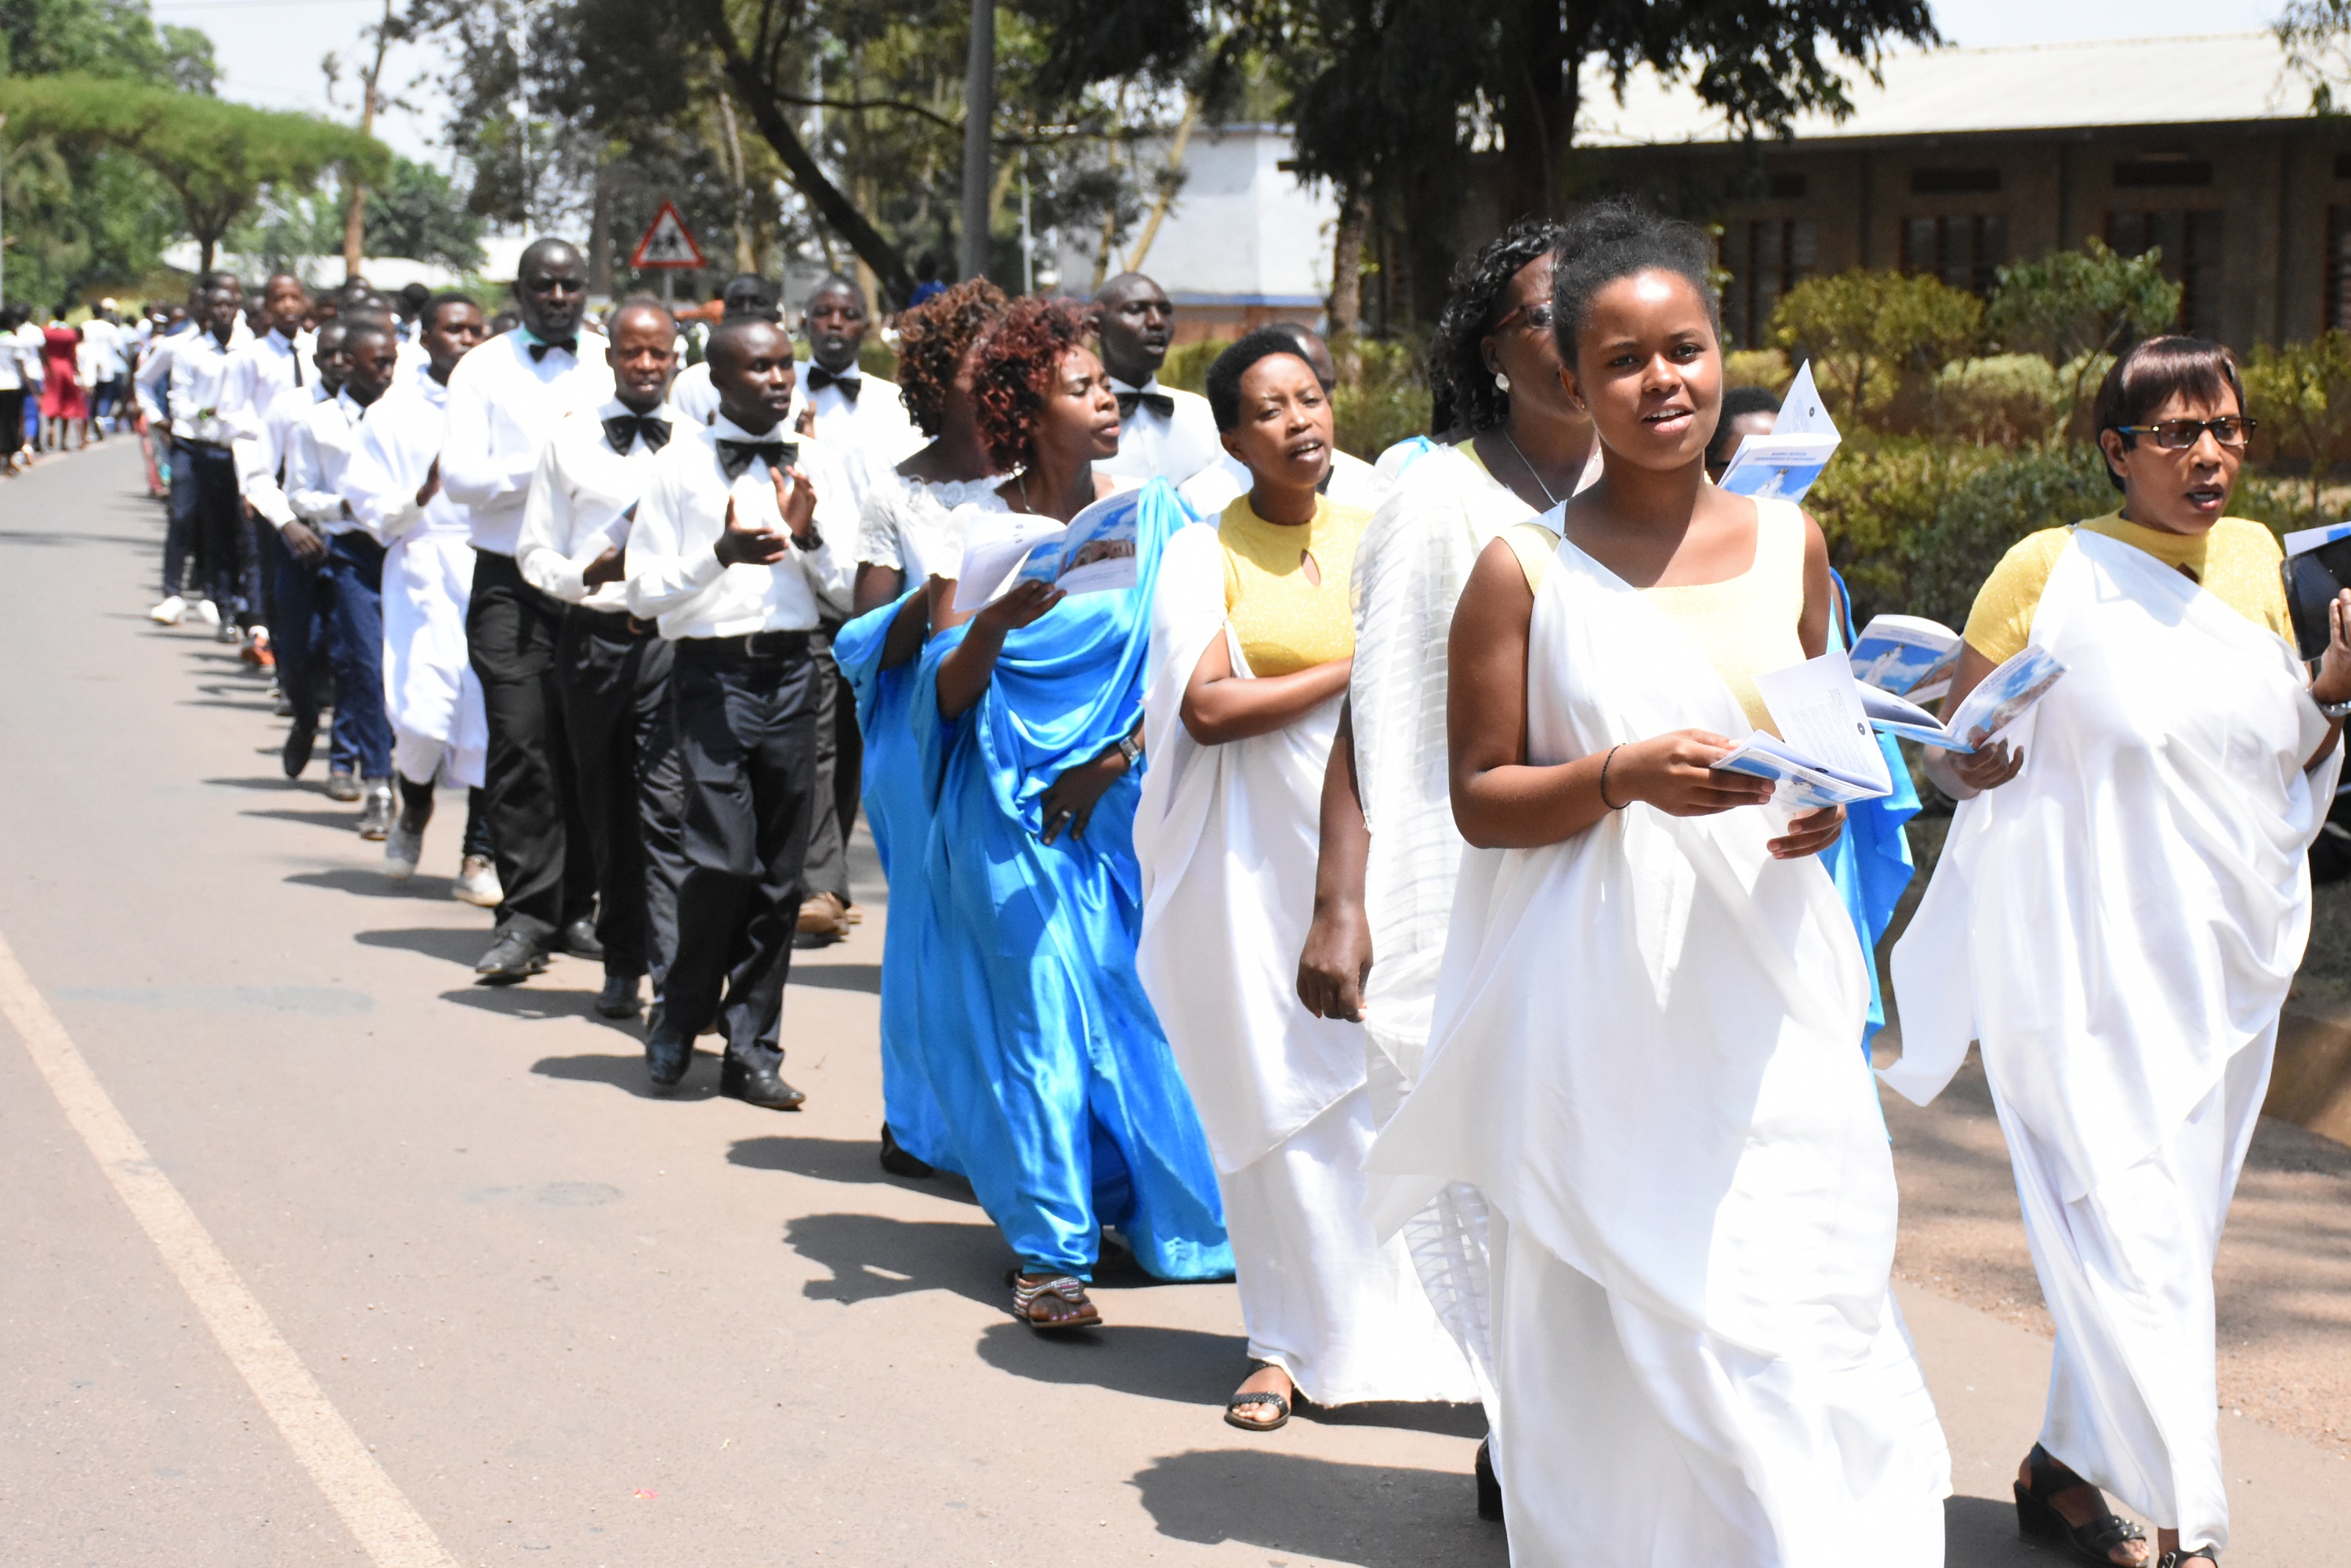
1426, 215, 1566, 436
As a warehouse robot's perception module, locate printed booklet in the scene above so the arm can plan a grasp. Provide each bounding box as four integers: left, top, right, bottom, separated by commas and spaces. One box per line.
2282, 521, 2351, 661
1854, 646, 2067, 752
1708, 652, 1895, 809
1716, 361, 1841, 505
1848, 614, 1962, 704
952, 494, 1143, 611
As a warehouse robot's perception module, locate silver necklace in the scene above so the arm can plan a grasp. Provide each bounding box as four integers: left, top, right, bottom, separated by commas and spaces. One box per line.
1502, 427, 1559, 508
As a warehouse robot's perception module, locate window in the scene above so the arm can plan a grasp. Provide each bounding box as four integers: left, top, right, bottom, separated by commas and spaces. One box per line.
1901, 214, 2008, 296
2327, 208, 2351, 331
1726, 219, 1817, 348
1911, 168, 2001, 195
2114, 158, 2213, 189
2107, 209, 2225, 338
1766, 172, 1808, 200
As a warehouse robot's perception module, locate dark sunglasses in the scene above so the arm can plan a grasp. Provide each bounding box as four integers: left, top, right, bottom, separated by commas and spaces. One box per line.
2113, 416, 2255, 451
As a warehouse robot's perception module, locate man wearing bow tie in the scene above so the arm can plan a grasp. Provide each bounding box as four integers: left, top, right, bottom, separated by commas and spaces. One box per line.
442, 238, 616, 983
1092, 271, 1220, 485
625, 317, 856, 1109
515, 300, 689, 1023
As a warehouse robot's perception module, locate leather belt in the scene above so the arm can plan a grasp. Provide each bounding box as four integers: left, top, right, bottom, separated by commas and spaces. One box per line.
571, 605, 661, 639
684, 628, 813, 661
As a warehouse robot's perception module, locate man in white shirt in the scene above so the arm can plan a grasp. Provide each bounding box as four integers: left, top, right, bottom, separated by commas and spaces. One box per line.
625, 317, 855, 1108
81, 306, 129, 434
226, 274, 316, 444
515, 299, 689, 1023
0, 305, 36, 475
442, 238, 615, 983
1092, 271, 1220, 484
137, 273, 257, 630
343, 292, 500, 907
279, 318, 404, 836
244, 318, 351, 787
670, 273, 784, 428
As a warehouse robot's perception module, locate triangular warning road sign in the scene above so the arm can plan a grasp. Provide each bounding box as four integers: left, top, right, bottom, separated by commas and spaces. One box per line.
630, 201, 705, 270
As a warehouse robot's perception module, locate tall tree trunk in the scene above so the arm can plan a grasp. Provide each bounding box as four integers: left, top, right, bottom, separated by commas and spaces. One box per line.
343, 0, 393, 281
1328, 185, 1365, 381
690, 0, 915, 304
958, 0, 995, 282
717, 88, 755, 273
589, 156, 611, 297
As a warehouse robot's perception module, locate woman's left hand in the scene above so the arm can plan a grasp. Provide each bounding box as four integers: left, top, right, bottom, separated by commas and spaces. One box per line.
1039, 748, 1128, 844
1767, 804, 1846, 860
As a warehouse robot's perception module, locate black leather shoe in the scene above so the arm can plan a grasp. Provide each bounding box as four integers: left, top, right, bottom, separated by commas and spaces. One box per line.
559, 917, 604, 960
282, 716, 317, 777
596, 972, 642, 1019
878, 1123, 934, 1178
645, 1032, 690, 1090
473, 929, 548, 984
719, 1052, 806, 1111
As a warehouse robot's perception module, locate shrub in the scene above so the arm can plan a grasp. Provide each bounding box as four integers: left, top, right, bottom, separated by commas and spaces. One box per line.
2242, 331, 2351, 517
1931, 353, 2061, 446
1770, 268, 1983, 428
1723, 349, 1792, 393
1333, 335, 1431, 459
1807, 434, 1990, 624
1904, 442, 2117, 628
1160, 336, 1230, 395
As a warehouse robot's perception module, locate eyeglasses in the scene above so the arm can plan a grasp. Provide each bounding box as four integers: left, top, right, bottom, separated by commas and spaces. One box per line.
2113, 416, 2255, 450
1491, 301, 1556, 333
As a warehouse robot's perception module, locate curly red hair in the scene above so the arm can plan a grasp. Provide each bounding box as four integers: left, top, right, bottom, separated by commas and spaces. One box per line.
970, 297, 1094, 473
894, 277, 1008, 437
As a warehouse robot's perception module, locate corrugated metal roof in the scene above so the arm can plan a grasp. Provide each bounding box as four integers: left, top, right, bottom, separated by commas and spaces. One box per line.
1578, 32, 2314, 147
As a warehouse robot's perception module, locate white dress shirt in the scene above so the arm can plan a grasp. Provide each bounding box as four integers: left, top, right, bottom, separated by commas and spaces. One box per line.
241, 380, 331, 528
1097, 375, 1221, 484
803, 362, 923, 516
284, 391, 369, 534
343, 376, 469, 545
226, 327, 315, 429
1175, 447, 1391, 520
625, 415, 856, 639
439, 328, 613, 556
517, 397, 676, 612
82, 318, 128, 381
135, 319, 255, 443
0, 324, 37, 393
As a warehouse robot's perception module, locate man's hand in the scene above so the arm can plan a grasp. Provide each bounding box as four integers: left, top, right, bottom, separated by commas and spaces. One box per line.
581, 544, 625, 587
771, 464, 818, 539
415, 456, 440, 509
713, 496, 790, 567
281, 519, 328, 567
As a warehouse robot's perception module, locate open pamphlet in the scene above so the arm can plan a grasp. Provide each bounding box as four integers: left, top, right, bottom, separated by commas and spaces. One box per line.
951, 494, 1142, 612
2281, 521, 2351, 661
1708, 652, 1896, 809
1849, 614, 1962, 704
1716, 361, 1841, 505
1853, 646, 2067, 752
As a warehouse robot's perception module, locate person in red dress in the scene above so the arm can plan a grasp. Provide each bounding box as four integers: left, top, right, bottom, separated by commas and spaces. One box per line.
38, 320, 89, 451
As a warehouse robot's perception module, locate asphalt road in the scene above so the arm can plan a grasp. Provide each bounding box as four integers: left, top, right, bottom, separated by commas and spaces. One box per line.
2, 442, 2341, 1566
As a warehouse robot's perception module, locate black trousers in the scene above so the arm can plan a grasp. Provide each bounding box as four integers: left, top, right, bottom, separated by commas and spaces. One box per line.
167, 438, 251, 617
799, 631, 862, 906
555, 609, 685, 986
661, 633, 822, 1066
466, 550, 594, 944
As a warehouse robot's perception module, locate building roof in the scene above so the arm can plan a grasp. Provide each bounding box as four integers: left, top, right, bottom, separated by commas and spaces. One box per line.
1578, 32, 2316, 147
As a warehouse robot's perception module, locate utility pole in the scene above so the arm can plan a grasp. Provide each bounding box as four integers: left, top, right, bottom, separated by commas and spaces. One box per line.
958, 0, 994, 283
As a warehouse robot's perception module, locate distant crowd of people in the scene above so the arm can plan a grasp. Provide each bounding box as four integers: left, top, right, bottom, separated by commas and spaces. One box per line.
86, 198, 2337, 1567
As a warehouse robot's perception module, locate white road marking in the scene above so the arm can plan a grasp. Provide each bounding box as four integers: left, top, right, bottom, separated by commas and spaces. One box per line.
0, 932, 457, 1567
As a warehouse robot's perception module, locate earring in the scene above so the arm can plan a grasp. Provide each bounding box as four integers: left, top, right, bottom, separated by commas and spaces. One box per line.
1494, 371, 1511, 393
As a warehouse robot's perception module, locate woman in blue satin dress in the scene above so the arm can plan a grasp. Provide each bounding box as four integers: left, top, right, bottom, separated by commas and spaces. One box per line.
911, 299, 1232, 1330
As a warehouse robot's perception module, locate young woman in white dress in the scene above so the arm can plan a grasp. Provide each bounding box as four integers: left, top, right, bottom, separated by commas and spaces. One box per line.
1889, 337, 2351, 1568
1370, 198, 1950, 1566
1136, 329, 1476, 1431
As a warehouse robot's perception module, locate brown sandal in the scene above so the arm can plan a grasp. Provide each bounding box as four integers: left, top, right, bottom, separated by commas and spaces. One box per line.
1009, 1270, 1100, 1331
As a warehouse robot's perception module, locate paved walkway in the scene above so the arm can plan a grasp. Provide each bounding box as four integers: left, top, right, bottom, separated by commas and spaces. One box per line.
2, 443, 2341, 1564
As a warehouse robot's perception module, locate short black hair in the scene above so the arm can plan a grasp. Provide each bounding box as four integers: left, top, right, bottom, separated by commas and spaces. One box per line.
2091, 335, 2246, 493
1707, 385, 1781, 468
343, 318, 397, 351
1204, 328, 1319, 433
721, 273, 779, 319
398, 281, 431, 310
708, 315, 790, 374
422, 291, 477, 332
1549, 197, 1719, 369
1426, 216, 1565, 436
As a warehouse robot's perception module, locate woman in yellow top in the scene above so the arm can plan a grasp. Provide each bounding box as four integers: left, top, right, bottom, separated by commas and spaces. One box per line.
1889, 337, 2351, 1568
1371, 197, 1951, 1566
1135, 329, 1476, 1432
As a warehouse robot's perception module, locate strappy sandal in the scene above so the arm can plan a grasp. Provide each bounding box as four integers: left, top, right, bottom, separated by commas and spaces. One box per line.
1224, 1389, 1291, 1432
1008, 1269, 1099, 1331
2015, 1444, 2150, 1567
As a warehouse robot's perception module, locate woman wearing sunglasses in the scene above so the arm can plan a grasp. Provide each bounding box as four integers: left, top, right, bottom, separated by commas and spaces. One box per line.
1889, 335, 2351, 1568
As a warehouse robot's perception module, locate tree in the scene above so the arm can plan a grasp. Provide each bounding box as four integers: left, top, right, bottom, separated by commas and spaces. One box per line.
1985, 237, 2181, 425
0, 72, 389, 270
2278, 0, 2351, 114
1768, 267, 1982, 426
2242, 332, 2351, 518
364, 156, 484, 269
324, 0, 415, 277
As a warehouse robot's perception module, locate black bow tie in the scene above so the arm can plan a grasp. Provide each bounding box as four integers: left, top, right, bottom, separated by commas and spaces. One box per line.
1115, 389, 1175, 421
603, 413, 672, 454
716, 437, 795, 481
806, 364, 860, 401
527, 337, 578, 363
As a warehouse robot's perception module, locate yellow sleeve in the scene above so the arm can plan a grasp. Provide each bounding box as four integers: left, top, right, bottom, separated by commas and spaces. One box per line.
2214, 518, 2289, 641
1960, 527, 2074, 665
1505, 521, 1559, 597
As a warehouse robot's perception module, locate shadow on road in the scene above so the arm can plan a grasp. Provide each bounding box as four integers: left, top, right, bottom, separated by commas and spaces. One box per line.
1130, 1450, 1502, 1568
243, 806, 369, 832
357, 925, 491, 965
204, 773, 310, 791
727, 1133, 973, 1199
786, 963, 881, 995
532, 1045, 722, 1099
286, 867, 461, 900
446, 981, 633, 1031
782, 1211, 1008, 1308
976, 1320, 1244, 1409
1943, 1493, 2043, 1564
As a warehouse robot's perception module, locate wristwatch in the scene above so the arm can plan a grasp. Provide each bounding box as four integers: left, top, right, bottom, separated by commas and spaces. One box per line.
2317, 689, 2351, 720
789, 523, 824, 553
1116, 733, 1143, 768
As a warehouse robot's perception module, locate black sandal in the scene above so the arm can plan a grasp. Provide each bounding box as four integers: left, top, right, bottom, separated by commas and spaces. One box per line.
2014, 1445, 2149, 1567
2159, 1552, 2218, 1566
1224, 1389, 1291, 1432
